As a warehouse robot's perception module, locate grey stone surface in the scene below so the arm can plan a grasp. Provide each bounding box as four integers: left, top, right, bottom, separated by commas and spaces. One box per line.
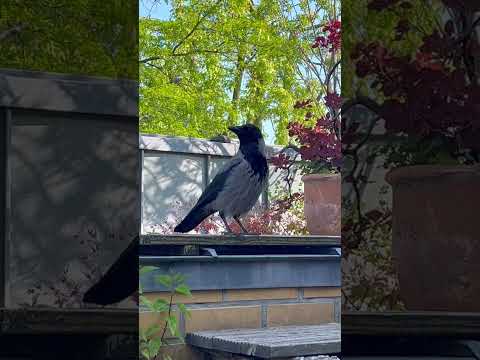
140, 255, 340, 291
187, 324, 340, 359
0, 68, 137, 116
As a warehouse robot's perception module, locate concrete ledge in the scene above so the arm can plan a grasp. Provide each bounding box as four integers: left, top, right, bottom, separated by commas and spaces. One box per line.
144, 290, 223, 304
342, 311, 480, 336
141, 134, 238, 157
140, 233, 341, 246
140, 133, 290, 158
0, 68, 137, 116
140, 256, 340, 291
0, 308, 137, 335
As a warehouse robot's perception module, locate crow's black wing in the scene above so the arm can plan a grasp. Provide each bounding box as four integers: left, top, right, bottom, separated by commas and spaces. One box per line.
193, 155, 243, 210
83, 236, 138, 305
174, 156, 243, 232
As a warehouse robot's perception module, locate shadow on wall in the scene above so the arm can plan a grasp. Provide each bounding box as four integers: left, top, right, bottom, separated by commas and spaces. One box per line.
140, 133, 239, 232
141, 135, 304, 234
3, 72, 139, 308
142, 151, 206, 231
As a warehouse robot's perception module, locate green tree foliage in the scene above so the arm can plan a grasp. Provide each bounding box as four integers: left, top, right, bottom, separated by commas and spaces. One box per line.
0, 0, 137, 79
140, 0, 331, 143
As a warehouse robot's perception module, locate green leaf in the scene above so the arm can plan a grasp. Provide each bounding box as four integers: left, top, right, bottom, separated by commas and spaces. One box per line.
155, 275, 173, 289
139, 295, 154, 310
140, 266, 157, 275
139, 329, 147, 342
147, 338, 161, 357
172, 273, 186, 284
144, 324, 161, 338
174, 284, 192, 297
166, 315, 179, 337
140, 348, 150, 360
177, 303, 190, 318
152, 299, 170, 312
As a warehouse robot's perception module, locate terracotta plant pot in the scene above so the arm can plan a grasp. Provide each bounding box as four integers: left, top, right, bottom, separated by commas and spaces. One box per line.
386, 165, 480, 311
302, 173, 341, 235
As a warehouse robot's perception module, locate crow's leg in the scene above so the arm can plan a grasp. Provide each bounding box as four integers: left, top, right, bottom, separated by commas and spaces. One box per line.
233, 216, 249, 234
219, 212, 233, 233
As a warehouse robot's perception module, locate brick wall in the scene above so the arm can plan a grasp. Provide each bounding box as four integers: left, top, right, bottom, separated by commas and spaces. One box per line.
140, 286, 341, 359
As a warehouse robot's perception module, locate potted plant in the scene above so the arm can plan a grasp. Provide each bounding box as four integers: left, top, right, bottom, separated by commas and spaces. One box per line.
345, 1, 480, 311
273, 113, 341, 236
273, 17, 341, 236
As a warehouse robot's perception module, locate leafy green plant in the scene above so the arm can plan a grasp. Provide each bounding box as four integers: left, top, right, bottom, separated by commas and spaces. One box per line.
0, 0, 137, 78
139, 0, 327, 143
139, 266, 192, 360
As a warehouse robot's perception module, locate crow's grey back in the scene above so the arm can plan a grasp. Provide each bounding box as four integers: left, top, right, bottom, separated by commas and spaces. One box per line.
210, 153, 267, 217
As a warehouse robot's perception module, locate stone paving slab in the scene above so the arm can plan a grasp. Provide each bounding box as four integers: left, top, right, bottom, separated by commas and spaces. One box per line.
186, 323, 341, 359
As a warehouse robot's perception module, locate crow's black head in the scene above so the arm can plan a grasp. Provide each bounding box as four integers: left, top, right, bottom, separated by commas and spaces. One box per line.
229, 124, 263, 144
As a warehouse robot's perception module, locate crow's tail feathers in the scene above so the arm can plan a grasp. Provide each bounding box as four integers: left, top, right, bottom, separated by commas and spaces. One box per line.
83, 235, 139, 306
174, 206, 214, 233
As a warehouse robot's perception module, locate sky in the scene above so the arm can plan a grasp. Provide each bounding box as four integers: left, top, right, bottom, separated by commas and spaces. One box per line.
139, 1, 278, 145
139, 0, 170, 19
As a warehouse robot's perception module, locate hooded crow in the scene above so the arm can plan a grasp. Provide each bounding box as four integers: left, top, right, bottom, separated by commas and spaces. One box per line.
174, 124, 268, 233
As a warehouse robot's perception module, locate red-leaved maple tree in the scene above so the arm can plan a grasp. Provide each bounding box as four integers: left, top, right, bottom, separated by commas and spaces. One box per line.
272, 18, 342, 176
344, 0, 480, 165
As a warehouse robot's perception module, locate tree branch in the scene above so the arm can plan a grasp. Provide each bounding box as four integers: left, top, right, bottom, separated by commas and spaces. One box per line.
455, 15, 480, 44
139, 56, 162, 63
326, 59, 341, 93
171, 0, 223, 56
0, 24, 24, 41
140, 48, 227, 63
342, 95, 384, 118
171, 16, 203, 55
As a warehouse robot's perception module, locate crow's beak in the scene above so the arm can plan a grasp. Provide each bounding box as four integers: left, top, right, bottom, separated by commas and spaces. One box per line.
228, 126, 241, 135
